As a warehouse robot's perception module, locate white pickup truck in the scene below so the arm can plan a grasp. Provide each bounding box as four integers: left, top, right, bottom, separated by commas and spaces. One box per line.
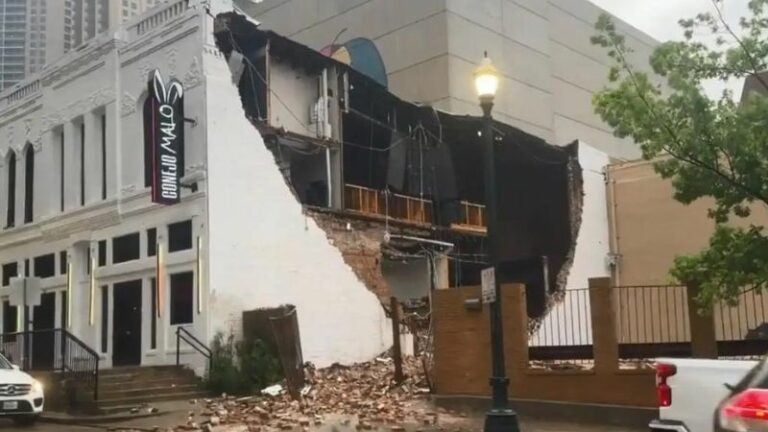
649, 357, 761, 432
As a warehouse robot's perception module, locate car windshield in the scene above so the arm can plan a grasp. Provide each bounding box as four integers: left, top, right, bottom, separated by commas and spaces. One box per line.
0, 354, 12, 370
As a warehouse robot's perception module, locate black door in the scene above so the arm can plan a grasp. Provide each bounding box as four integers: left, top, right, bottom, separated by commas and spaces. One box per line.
113, 280, 142, 366
31, 292, 55, 370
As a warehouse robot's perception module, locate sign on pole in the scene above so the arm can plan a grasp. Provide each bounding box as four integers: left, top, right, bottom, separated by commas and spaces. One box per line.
9, 277, 41, 307
481, 267, 496, 304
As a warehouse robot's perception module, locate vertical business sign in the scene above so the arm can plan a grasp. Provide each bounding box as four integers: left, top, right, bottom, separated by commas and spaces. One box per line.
145, 70, 184, 205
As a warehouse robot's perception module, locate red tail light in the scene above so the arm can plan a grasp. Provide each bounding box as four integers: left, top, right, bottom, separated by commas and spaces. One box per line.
656, 362, 676, 407
720, 389, 768, 432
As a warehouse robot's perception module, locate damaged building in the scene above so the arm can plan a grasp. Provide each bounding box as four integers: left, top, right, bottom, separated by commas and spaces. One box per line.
0, 0, 590, 381
213, 12, 584, 320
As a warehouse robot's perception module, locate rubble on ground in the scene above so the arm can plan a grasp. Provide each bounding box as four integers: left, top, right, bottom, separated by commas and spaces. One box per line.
174, 356, 435, 432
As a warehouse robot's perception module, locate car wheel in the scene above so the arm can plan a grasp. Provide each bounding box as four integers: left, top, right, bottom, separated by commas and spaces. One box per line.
12, 415, 38, 427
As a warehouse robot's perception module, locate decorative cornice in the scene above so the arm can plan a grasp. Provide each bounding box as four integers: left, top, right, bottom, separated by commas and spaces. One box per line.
120, 92, 138, 117
41, 39, 118, 88
40, 87, 115, 132
183, 56, 203, 89
166, 48, 178, 73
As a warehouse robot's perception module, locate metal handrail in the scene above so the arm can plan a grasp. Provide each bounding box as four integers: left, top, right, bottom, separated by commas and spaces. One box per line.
60, 328, 100, 400
176, 326, 212, 373
0, 329, 100, 401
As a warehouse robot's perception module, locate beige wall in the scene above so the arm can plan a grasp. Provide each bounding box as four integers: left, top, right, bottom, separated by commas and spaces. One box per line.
236, 0, 658, 160
607, 159, 768, 287
608, 160, 714, 286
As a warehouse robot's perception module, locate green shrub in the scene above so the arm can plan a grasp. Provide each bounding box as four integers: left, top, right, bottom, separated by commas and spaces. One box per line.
238, 337, 283, 391
206, 331, 284, 395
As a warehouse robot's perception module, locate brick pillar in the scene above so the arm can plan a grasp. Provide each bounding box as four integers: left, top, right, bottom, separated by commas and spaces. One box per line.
687, 284, 718, 358
503, 283, 529, 376
589, 277, 619, 373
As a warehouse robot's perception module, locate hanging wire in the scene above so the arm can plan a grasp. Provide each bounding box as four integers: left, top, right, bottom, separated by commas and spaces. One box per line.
214, 16, 457, 153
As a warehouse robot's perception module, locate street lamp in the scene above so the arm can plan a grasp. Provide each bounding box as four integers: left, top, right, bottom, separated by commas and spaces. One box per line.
474, 52, 520, 432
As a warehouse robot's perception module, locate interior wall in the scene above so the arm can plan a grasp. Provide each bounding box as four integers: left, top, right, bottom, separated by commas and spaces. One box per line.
268, 60, 317, 137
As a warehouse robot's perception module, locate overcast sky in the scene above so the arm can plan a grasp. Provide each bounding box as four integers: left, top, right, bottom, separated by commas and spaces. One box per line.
589, 0, 751, 97
589, 0, 749, 42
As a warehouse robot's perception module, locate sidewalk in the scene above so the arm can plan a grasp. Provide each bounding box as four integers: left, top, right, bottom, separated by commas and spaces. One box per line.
39, 400, 185, 428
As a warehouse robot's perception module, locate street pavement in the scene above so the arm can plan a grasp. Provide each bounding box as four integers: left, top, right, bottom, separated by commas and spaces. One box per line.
0, 418, 645, 431
0, 418, 95, 431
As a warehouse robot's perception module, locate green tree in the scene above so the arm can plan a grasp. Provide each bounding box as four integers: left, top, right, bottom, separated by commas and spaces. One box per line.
592, 0, 768, 306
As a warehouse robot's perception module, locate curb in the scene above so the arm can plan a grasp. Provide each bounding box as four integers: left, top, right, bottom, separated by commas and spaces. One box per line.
39, 410, 167, 426
432, 395, 656, 429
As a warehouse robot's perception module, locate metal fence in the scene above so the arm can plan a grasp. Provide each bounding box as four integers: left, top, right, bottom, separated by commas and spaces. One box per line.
716, 289, 768, 340
526, 284, 768, 365
614, 285, 692, 360
715, 289, 768, 358
616, 285, 690, 344
529, 288, 593, 364
0, 329, 99, 401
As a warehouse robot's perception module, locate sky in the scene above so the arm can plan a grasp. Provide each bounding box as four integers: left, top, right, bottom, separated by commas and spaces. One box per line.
589, 0, 749, 42
589, 0, 751, 98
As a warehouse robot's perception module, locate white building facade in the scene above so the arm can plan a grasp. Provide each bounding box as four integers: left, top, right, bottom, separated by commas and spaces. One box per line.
0, 0, 391, 372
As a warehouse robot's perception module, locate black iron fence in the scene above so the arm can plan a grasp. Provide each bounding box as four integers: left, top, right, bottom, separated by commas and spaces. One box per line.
615, 285, 693, 359
528, 288, 593, 364
0, 329, 99, 400
715, 289, 768, 358
527, 284, 768, 365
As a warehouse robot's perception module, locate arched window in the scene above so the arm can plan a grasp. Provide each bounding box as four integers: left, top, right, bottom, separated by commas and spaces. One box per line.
6, 151, 15, 228
23, 144, 34, 223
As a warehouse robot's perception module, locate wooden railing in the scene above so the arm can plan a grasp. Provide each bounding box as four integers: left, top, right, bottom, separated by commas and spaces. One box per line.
344, 184, 432, 224
452, 201, 487, 233
344, 184, 486, 232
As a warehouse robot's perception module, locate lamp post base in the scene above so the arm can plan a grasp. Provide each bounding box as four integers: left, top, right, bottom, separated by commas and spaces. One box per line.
484, 407, 520, 432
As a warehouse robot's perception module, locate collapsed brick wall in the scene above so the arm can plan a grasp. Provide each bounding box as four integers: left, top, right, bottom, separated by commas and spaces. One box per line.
309, 211, 391, 300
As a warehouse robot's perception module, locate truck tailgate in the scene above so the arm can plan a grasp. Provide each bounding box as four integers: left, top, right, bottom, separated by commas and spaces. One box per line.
658, 358, 757, 432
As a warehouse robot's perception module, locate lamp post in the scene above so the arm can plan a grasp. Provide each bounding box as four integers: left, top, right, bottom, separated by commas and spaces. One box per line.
474, 52, 520, 432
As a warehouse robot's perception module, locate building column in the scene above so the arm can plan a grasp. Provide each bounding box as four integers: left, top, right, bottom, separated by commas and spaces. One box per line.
83, 111, 100, 205
105, 103, 118, 199
157, 224, 169, 360
63, 121, 81, 210
589, 277, 620, 373
37, 131, 58, 219
687, 283, 718, 358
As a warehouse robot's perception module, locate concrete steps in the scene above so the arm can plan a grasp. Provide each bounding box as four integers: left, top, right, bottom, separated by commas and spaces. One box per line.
96, 365, 208, 410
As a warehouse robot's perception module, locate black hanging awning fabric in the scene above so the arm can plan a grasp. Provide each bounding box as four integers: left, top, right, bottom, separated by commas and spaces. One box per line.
437, 114, 583, 317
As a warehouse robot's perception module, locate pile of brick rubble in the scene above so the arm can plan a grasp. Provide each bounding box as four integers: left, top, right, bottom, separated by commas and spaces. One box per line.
176, 356, 437, 432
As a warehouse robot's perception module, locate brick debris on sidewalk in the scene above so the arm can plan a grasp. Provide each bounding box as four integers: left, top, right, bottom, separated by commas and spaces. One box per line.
116, 356, 462, 432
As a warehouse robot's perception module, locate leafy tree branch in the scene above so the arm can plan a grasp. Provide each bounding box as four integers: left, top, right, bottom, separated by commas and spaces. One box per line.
592, 1, 768, 305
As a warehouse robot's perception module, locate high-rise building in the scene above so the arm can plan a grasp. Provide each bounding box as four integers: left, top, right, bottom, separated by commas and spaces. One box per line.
0, 0, 28, 90
0, 0, 169, 92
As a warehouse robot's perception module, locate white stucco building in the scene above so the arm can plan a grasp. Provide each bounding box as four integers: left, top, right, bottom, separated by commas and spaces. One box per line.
0, 0, 391, 372
0, 0, 625, 380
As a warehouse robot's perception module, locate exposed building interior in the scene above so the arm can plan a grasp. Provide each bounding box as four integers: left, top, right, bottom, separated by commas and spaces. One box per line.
212, 12, 584, 321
